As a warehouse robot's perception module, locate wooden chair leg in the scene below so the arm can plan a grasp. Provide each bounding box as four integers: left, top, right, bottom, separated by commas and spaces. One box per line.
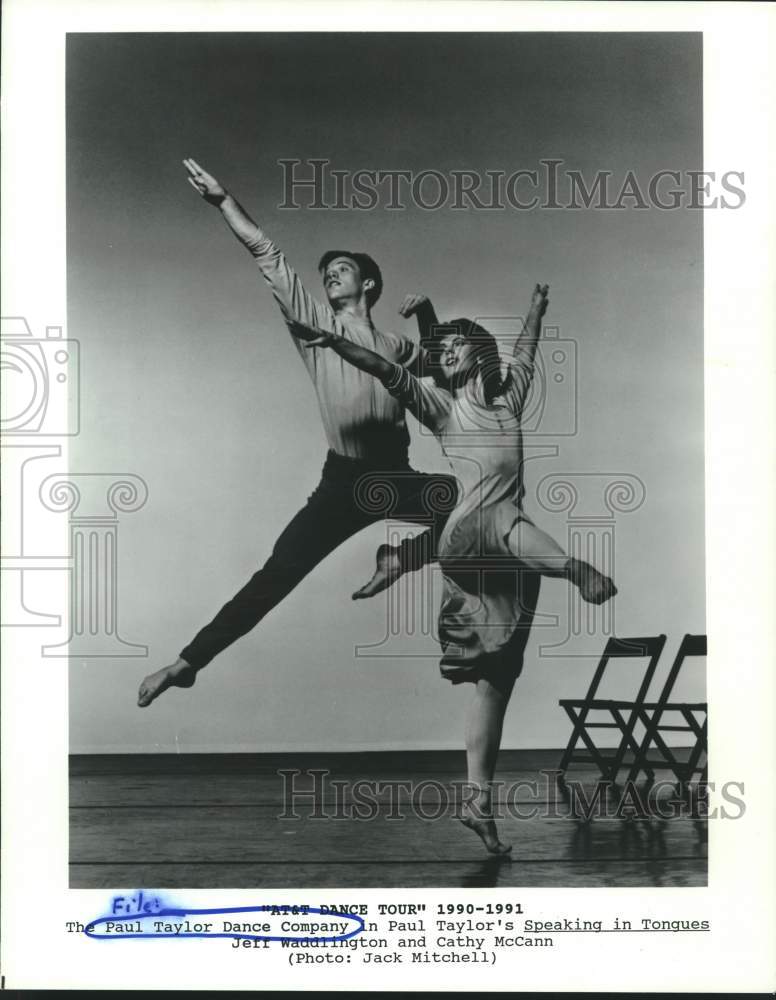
610, 708, 654, 783
558, 705, 621, 781
558, 705, 584, 774
684, 714, 708, 781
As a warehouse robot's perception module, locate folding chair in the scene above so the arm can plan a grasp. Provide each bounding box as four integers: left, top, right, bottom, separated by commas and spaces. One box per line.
627, 633, 707, 784
558, 635, 668, 782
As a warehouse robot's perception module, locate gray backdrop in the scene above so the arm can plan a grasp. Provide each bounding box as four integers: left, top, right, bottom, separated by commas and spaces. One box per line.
66, 33, 704, 752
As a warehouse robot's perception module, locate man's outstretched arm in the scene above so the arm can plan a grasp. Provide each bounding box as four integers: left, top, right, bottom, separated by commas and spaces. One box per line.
183, 158, 333, 333
184, 157, 267, 247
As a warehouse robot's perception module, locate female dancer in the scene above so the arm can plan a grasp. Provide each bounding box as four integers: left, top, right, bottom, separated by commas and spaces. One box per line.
290, 283, 616, 853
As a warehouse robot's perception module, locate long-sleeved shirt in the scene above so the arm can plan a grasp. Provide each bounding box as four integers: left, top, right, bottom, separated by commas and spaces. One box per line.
244, 229, 420, 463
382, 350, 538, 553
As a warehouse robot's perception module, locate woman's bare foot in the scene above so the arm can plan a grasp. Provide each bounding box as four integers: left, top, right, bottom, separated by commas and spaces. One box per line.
137, 658, 197, 708
567, 558, 617, 605
352, 544, 403, 600
460, 803, 512, 855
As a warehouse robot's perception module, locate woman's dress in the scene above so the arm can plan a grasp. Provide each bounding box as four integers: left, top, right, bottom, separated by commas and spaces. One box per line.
386, 355, 542, 685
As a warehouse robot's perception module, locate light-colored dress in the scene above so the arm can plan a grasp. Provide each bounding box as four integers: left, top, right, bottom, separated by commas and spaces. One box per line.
386, 357, 541, 685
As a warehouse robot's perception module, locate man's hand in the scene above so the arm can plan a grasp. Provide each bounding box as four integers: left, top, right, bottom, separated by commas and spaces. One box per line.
183, 158, 227, 206
398, 294, 432, 319
531, 283, 550, 317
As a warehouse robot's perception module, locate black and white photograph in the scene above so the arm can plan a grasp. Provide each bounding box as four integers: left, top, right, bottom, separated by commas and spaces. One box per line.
63, 28, 710, 887
2, 0, 774, 993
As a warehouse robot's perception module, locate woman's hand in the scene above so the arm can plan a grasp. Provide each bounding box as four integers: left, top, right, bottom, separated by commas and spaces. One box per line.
398, 294, 432, 319
531, 283, 550, 316
287, 320, 341, 348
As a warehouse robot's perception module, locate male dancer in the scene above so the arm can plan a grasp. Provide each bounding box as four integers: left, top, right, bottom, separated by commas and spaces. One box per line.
137, 159, 455, 707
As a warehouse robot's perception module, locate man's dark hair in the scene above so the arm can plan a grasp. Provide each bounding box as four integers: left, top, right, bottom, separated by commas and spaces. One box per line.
318, 250, 383, 308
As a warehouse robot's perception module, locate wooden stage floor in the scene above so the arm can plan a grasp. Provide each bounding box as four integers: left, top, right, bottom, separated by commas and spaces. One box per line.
70, 750, 707, 889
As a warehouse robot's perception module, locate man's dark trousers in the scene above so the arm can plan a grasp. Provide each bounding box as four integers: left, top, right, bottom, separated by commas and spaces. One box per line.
180, 450, 458, 669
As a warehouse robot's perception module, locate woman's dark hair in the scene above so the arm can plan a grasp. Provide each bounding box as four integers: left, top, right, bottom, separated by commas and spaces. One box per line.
427, 317, 510, 404
318, 250, 383, 307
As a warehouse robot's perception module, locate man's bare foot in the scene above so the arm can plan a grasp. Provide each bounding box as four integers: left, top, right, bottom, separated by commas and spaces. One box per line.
567, 558, 617, 605
137, 658, 197, 708
352, 543, 403, 600
460, 803, 512, 855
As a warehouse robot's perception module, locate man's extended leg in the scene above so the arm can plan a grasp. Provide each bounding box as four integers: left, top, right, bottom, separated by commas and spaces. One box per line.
352, 469, 458, 600
138, 459, 371, 706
